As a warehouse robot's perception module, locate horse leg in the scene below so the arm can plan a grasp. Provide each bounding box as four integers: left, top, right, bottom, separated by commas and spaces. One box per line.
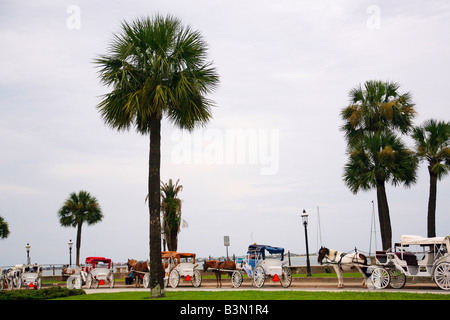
333, 265, 344, 288
355, 266, 368, 288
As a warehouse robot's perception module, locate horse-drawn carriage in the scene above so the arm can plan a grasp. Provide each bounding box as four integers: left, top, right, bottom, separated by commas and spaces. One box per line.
20, 264, 42, 290
371, 235, 450, 290
163, 251, 202, 288
66, 257, 114, 289
231, 244, 292, 288
85, 257, 114, 289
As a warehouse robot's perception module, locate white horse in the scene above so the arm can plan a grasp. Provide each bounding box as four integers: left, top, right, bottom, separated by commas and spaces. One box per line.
317, 247, 370, 288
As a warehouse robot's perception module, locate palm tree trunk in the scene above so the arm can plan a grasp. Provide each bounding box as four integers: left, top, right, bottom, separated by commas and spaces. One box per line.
149, 114, 164, 298
169, 228, 178, 252
427, 165, 438, 238
376, 180, 392, 250
76, 223, 82, 266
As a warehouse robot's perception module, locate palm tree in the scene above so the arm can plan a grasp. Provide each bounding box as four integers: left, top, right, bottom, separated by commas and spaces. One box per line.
0, 215, 10, 239
412, 119, 450, 237
57, 190, 103, 266
94, 15, 219, 298
161, 179, 186, 251
341, 80, 417, 250
343, 132, 418, 249
341, 80, 416, 147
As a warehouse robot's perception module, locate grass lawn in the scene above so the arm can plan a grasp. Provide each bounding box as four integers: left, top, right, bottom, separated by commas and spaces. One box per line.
53, 290, 449, 300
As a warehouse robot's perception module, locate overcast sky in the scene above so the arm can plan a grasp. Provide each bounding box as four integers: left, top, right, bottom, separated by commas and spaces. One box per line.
1, 0, 449, 267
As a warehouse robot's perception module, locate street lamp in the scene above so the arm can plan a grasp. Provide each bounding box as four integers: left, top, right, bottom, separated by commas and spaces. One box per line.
68, 239, 73, 266
301, 210, 312, 276
26, 243, 30, 265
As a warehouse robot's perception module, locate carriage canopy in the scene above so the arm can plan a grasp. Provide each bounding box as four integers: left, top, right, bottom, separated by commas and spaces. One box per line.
247, 244, 285, 260
85, 257, 112, 268
161, 251, 196, 263
400, 235, 449, 246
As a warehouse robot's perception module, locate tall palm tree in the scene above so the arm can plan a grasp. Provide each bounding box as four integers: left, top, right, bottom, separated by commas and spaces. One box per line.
161, 179, 186, 251
341, 80, 417, 250
341, 80, 416, 147
0, 215, 10, 239
94, 15, 219, 297
343, 132, 418, 250
57, 190, 103, 266
412, 119, 450, 237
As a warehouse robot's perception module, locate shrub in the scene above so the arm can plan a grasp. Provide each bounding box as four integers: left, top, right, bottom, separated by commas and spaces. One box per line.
0, 286, 85, 300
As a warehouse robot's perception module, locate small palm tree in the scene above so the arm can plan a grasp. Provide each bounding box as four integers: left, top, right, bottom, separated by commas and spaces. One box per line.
161, 179, 186, 251
343, 132, 418, 250
57, 190, 103, 266
412, 119, 450, 237
95, 14, 219, 297
0, 215, 10, 239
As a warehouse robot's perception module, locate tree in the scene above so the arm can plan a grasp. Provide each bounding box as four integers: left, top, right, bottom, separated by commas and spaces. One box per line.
94, 15, 219, 298
57, 190, 103, 266
412, 119, 450, 237
343, 132, 418, 249
0, 215, 10, 239
341, 80, 417, 250
161, 179, 186, 251
341, 80, 416, 147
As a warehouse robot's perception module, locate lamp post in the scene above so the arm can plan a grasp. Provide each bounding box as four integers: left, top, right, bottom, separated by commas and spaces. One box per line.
26, 243, 30, 265
68, 239, 73, 266
301, 210, 311, 276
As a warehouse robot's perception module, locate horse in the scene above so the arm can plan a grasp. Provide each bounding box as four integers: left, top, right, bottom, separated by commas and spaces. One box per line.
317, 246, 370, 288
127, 259, 149, 287
203, 260, 236, 288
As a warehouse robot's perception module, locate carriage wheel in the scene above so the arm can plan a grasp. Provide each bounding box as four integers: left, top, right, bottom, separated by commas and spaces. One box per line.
231, 270, 243, 288
253, 266, 265, 288
86, 274, 93, 289
109, 273, 115, 288
169, 269, 180, 288
371, 267, 390, 289
143, 273, 150, 288
388, 268, 406, 289
434, 262, 450, 290
191, 270, 202, 287
93, 278, 99, 289
280, 267, 292, 288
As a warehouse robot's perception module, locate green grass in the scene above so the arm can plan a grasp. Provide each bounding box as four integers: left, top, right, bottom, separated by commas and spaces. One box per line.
53, 290, 449, 300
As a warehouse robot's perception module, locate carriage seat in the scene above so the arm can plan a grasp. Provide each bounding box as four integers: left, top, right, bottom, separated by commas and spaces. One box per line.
375, 251, 387, 264
394, 252, 417, 266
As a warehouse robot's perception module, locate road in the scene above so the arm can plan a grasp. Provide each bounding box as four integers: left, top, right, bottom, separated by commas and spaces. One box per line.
83, 278, 450, 295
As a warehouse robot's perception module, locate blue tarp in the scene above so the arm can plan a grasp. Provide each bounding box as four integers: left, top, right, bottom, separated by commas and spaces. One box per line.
247, 244, 284, 260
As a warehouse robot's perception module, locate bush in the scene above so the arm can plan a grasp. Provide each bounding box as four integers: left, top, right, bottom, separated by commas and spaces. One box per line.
0, 286, 86, 300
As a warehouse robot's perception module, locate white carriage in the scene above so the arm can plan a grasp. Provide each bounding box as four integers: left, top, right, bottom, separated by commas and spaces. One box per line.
20, 264, 42, 290
163, 251, 202, 288
232, 244, 292, 288
66, 256, 114, 289
85, 257, 115, 289
371, 235, 450, 290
